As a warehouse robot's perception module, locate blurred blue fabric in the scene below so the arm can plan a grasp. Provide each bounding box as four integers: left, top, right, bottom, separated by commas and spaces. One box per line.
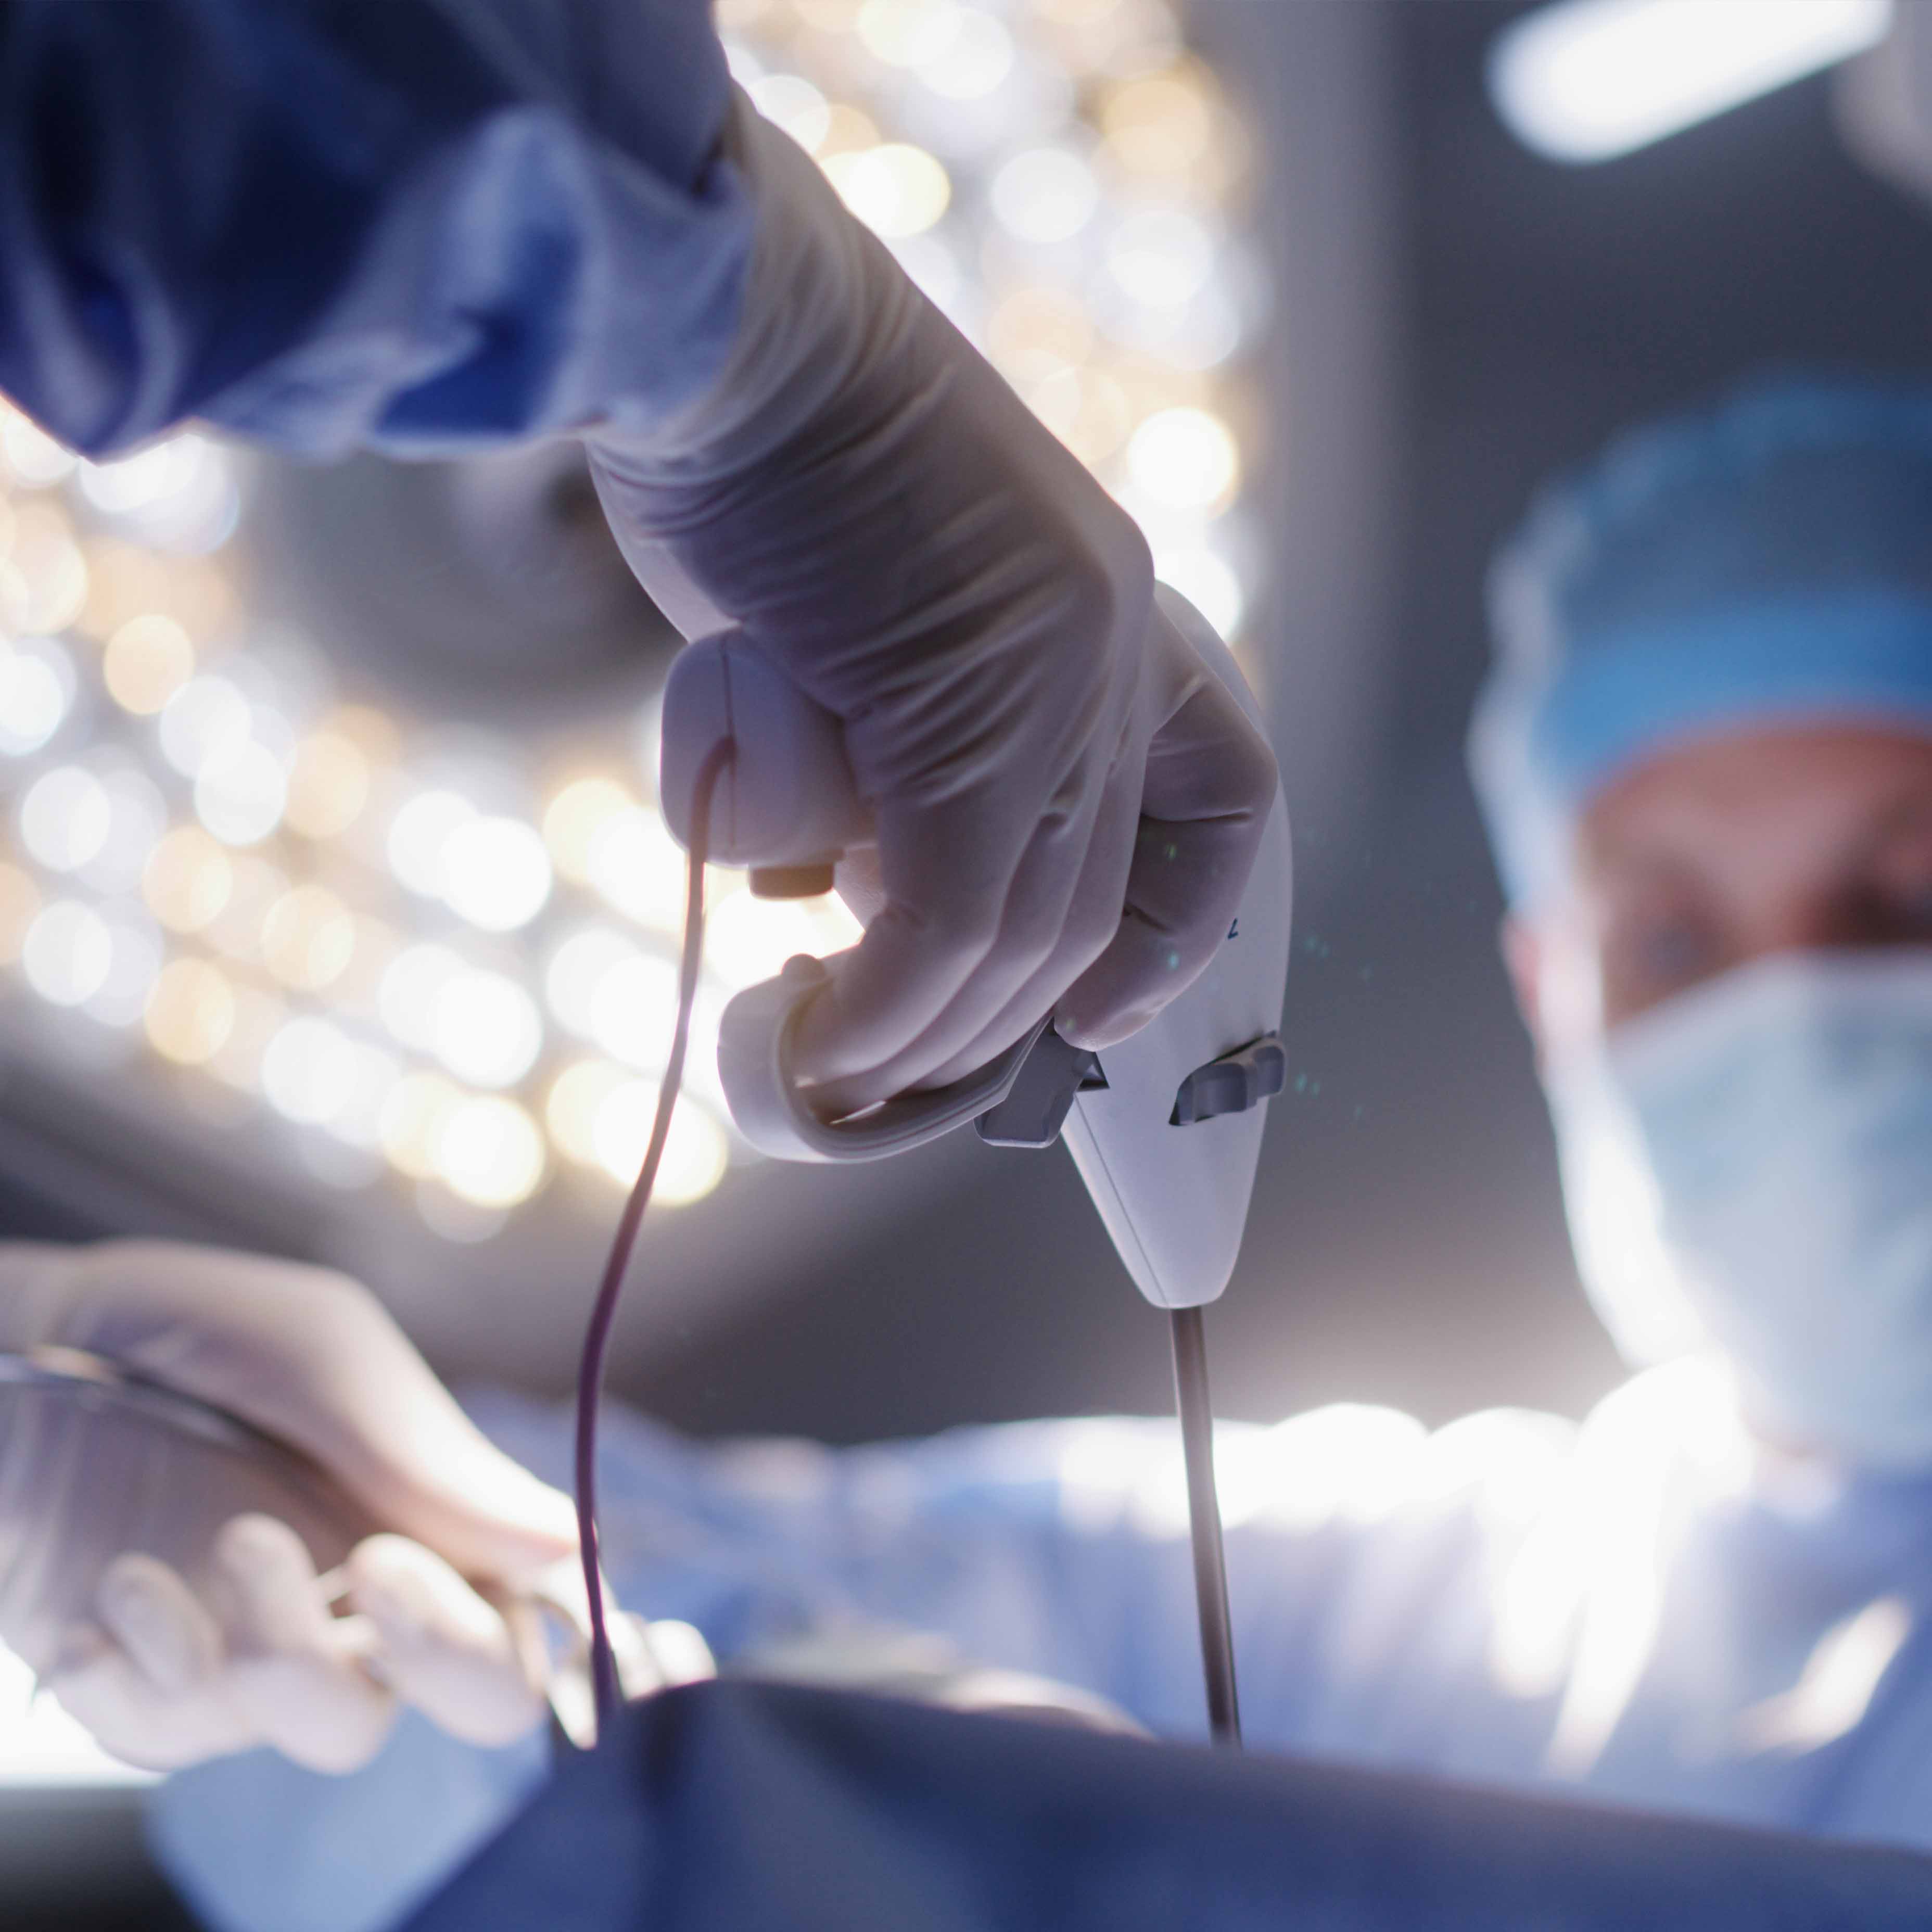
1469, 376, 1932, 906
0, 0, 748, 456
398, 1679, 1932, 1932
155, 1368, 1932, 1931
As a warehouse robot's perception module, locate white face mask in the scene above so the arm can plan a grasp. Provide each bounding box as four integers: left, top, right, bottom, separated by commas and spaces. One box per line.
1544, 950, 1932, 1471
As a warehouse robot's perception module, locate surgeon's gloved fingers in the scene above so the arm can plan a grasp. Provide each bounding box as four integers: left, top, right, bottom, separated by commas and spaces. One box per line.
345, 1535, 546, 1749
1057, 658, 1277, 1051
787, 792, 1043, 1111
210, 1515, 397, 1774
43, 1626, 257, 1771
96, 1552, 224, 1696
865, 720, 1149, 1098
633, 1616, 715, 1690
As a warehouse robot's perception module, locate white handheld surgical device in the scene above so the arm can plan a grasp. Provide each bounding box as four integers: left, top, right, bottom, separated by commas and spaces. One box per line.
658, 613, 1292, 1744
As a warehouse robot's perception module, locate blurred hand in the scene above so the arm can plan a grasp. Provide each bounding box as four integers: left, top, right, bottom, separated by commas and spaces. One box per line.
0, 1239, 706, 1772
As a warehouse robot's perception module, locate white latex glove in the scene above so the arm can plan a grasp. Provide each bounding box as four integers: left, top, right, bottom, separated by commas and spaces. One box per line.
589, 95, 1278, 1117
0, 1239, 691, 1773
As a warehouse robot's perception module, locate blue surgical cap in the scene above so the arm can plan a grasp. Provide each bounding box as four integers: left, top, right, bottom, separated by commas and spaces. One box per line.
1469, 376, 1932, 907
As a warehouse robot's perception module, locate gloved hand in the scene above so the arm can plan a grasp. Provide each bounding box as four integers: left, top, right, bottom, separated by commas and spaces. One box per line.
590, 95, 1278, 1117
0, 1240, 702, 1773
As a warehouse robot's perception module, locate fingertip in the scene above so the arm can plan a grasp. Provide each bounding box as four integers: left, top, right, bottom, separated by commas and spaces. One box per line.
213, 1512, 316, 1587
96, 1553, 223, 1695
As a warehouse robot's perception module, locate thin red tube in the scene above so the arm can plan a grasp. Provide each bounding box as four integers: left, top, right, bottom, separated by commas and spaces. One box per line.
574, 736, 735, 1726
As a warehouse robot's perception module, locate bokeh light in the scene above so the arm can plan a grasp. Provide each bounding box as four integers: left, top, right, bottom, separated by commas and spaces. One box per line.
262, 1015, 360, 1125
0, 863, 41, 963
378, 942, 463, 1051
145, 958, 235, 1065
543, 776, 634, 884
379, 1071, 464, 1180
434, 1095, 546, 1208
22, 900, 111, 1007
83, 907, 163, 1027
20, 767, 111, 874
103, 615, 195, 715
590, 1080, 730, 1204
386, 788, 474, 897
0, 638, 74, 757
1126, 405, 1239, 512
430, 967, 543, 1090
143, 826, 233, 933
587, 805, 688, 931
441, 815, 552, 932
158, 675, 250, 777
823, 144, 952, 237
284, 728, 372, 839
194, 741, 288, 846
261, 884, 356, 992
749, 72, 833, 150
992, 147, 1100, 243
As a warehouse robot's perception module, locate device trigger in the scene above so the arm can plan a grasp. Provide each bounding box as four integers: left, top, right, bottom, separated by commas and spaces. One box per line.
1168, 1033, 1287, 1126
974, 1027, 1105, 1149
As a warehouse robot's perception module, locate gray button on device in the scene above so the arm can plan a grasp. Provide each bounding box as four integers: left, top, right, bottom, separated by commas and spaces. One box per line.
1169, 1033, 1287, 1126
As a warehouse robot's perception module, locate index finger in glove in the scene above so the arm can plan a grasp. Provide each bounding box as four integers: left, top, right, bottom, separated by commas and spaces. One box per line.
879, 594, 1278, 1085
41, 1557, 256, 1771
345, 1534, 547, 1749
208, 1514, 398, 1774
1056, 598, 1278, 1050
788, 776, 1070, 1105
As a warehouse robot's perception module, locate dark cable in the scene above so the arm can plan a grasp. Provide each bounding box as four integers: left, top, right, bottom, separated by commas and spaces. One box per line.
1170, 1305, 1241, 1746
575, 736, 735, 1726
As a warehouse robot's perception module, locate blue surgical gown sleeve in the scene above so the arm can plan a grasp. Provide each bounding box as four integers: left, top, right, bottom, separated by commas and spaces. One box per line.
0, 0, 752, 458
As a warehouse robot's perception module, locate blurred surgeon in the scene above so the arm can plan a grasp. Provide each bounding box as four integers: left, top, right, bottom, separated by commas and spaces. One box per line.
21, 375, 1930, 1931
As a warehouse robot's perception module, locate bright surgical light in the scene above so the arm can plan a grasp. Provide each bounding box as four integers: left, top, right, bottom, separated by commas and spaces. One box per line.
434, 1095, 545, 1208
823, 144, 952, 238
20, 766, 111, 873
144, 825, 233, 932
992, 147, 1100, 245
1126, 407, 1239, 513
587, 952, 678, 1072
262, 1016, 359, 1125
104, 614, 196, 716
1489, 0, 1893, 165
749, 72, 832, 152
387, 789, 476, 897
1156, 546, 1245, 641
194, 741, 287, 846
587, 806, 688, 932
379, 942, 463, 1050
0, 638, 73, 756
430, 969, 543, 1090
159, 675, 251, 777
440, 815, 552, 932
545, 925, 637, 1035
591, 1080, 729, 1204
145, 958, 235, 1065
22, 901, 111, 1007
83, 909, 162, 1028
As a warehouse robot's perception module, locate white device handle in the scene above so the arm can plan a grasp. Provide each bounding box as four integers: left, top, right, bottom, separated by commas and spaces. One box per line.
659, 616, 1292, 1308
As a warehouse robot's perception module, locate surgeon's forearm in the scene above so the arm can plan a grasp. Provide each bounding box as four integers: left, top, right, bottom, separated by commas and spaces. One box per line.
0, 0, 750, 458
